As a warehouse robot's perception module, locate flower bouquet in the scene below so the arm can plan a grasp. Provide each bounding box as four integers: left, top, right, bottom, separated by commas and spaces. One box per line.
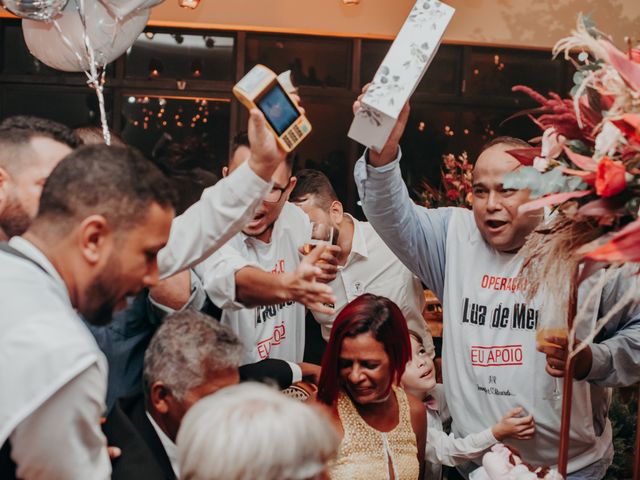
420, 151, 473, 208
502, 14, 640, 348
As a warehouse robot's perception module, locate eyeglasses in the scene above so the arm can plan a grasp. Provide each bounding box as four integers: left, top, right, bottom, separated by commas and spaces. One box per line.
264, 179, 291, 203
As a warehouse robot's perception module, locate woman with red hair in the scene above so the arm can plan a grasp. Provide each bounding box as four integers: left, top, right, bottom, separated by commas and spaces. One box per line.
318, 293, 426, 479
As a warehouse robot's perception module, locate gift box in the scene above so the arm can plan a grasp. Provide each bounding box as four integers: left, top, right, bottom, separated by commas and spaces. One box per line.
348, 0, 455, 152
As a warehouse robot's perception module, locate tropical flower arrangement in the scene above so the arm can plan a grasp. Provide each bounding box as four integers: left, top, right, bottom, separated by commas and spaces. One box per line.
501, 14, 640, 323
420, 151, 473, 208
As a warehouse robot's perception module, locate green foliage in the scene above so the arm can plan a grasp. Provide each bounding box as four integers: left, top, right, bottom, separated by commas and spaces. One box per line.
605, 388, 637, 479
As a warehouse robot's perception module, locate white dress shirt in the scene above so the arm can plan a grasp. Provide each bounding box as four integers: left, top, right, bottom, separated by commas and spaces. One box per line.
0, 162, 272, 479
0, 237, 110, 480
312, 216, 434, 355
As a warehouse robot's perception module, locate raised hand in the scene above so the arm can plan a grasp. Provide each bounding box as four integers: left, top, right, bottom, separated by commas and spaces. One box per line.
247, 108, 287, 181
353, 83, 410, 167
283, 243, 336, 313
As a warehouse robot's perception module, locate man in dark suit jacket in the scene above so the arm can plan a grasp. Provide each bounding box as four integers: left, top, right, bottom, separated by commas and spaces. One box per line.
103, 309, 244, 479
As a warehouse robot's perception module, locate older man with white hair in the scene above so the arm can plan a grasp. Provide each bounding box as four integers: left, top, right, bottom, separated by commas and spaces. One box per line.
178, 382, 340, 480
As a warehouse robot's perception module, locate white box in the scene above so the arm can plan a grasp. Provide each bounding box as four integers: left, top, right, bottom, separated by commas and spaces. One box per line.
348, 0, 455, 152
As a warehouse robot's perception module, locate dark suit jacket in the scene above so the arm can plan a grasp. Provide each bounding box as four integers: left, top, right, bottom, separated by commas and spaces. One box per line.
103, 394, 176, 480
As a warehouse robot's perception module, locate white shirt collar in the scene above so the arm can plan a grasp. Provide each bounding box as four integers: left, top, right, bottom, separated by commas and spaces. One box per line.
8, 236, 70, 299
347, 215, 368, 260
146, 411, 180, 477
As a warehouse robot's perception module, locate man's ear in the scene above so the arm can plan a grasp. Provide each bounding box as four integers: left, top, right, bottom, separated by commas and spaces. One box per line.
222, 166, 229, 178
150, 381, 171, 414
284, 176, 298, 199
0, 168, 11, 210
77, 214, 112, 266
329, 200, 344, 225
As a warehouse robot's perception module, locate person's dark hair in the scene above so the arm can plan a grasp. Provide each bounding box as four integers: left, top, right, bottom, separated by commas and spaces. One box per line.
290, 169, 338, 211
34, 144, 176, 235
407, 330, 423, 346
317, 294, 411, 406
480, 136, 531, 155
0, 115, 81, 149
74, 126, 126, 147
231, 131, 250, 157
152, 135, 219, 215
0, 128, 38, 175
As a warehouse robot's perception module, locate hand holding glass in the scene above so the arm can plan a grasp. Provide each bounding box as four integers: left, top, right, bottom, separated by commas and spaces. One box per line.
536, 298, 569, 401
302, 222, 334, 255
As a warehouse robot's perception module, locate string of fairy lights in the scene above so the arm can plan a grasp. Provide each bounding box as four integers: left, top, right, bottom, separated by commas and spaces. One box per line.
126, 96, 212, 130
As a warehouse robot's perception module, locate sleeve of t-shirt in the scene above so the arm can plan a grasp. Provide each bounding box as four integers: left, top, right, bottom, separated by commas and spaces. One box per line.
426, 419, 496, 467
157, 160, 272, 279
354, 150, 451, 299
9, 364, 111, 480
194, 243, 261, 310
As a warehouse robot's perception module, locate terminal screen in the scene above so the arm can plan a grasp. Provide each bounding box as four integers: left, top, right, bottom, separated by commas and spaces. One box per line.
256, 83, 300, 136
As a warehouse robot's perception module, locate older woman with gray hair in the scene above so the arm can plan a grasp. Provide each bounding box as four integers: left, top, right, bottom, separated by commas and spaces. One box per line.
177, 382, 340, 480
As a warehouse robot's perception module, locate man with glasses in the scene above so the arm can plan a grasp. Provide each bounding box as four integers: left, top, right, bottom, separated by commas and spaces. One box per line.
192, 132, 340, 386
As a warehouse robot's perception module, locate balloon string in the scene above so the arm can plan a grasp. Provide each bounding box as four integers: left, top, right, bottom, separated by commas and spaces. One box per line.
77, 0, 111, 145
54, 0, 111, 146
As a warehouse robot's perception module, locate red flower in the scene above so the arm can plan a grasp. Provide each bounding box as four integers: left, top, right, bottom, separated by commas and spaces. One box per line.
595, 157, 627, 197
446, 189, 459, 201
612, 114, 640, 144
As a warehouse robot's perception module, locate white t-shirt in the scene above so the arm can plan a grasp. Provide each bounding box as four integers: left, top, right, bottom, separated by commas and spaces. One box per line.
443, 209, 611, 471
312, 216, 434, 355
195, 202, 311, 365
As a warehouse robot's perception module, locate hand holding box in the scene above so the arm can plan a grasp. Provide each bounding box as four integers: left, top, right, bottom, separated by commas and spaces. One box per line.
348, 0, 455, 152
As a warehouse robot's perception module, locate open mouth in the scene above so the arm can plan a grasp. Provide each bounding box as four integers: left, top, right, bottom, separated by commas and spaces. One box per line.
247, 212, 266, 226
485, 219, 508, 231
420, 367, 434, 379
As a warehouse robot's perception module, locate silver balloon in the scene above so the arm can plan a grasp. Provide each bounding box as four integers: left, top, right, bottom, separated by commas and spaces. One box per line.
22, 0, 149, 72
2, 0, 68, 21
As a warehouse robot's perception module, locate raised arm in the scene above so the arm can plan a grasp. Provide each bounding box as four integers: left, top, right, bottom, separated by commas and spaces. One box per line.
196, 243, 335, 314
352, 98, 450, 297
158, 110, 283, 278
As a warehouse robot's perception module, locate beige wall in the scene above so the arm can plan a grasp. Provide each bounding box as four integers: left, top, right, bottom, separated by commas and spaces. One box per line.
2, 0, 639, 49
148, 0, 640, 49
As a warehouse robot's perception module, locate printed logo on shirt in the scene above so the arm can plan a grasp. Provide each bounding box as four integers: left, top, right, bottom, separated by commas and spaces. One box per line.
480, 274, 527, 293
256, 323, 287, 359
470, 344, 523, 367
255, 300, 296, 326
272, 259, 286, 274
462, 298, 539, 331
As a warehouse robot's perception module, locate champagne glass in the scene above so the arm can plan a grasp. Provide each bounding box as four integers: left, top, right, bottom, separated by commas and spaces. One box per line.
536, 286, 569, 401
302, 222, 334, 255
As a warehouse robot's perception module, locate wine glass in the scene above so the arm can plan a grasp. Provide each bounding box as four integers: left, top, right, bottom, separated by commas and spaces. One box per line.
302, 222, 334, 255
536, 286, 569, 401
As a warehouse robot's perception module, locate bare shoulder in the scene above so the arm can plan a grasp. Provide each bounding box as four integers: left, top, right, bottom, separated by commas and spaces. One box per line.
405, 390, 426, 427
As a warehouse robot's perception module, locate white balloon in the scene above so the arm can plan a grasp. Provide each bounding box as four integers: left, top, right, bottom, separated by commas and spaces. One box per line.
98, 0, 163, 20
22, 0, 149, 72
